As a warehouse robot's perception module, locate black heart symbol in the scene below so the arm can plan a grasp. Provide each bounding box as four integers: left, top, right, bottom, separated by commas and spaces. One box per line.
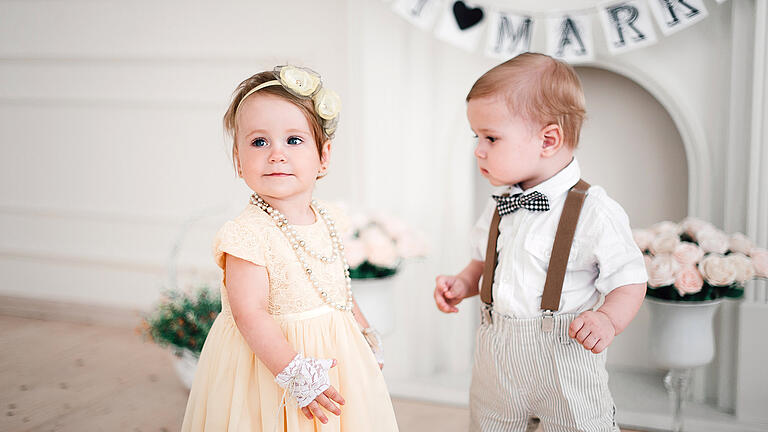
453, 1, 484, 31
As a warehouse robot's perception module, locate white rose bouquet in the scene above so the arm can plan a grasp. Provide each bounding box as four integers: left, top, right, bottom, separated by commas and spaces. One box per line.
342, 207, 428, 279
634, 217, 768, 301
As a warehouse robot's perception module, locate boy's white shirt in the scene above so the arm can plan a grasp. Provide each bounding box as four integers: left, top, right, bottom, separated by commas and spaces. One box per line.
471, 158, 648, 318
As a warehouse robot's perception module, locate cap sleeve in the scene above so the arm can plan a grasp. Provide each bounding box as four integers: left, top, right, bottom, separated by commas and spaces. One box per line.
212, 220, 267, 269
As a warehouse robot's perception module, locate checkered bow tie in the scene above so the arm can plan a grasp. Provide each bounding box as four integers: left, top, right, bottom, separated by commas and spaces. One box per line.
492, 191, 550, 216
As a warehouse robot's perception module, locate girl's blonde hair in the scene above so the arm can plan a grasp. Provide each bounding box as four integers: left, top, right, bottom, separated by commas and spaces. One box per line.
466, 53, 586, 149
223, 71, 326, 171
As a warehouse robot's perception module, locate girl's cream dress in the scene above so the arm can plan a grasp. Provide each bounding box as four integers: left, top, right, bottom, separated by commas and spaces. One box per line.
181, 202, 398, 431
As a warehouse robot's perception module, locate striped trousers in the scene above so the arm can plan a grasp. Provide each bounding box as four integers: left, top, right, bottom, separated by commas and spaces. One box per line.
469, 308, 619, 432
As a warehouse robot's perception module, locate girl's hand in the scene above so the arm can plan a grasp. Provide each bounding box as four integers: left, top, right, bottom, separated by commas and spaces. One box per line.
300, 360, 345, 424
434, 274, 470, 313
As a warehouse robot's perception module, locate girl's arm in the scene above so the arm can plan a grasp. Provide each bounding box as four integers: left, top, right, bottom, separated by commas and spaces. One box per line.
225, 254, 297, 375
225, 255, 345, 423
351, 297, 384, 369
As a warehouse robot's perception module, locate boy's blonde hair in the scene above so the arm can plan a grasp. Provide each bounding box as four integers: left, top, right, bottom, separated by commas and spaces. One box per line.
223, 71, 326, 171
466, 52, 586, 149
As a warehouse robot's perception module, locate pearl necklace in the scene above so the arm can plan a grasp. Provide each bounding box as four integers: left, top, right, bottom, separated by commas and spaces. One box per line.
250, 193, 353, 312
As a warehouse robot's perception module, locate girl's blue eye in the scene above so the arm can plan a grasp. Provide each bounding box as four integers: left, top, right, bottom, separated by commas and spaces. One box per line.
251, 138, 267, 147
287, 136, 303, 145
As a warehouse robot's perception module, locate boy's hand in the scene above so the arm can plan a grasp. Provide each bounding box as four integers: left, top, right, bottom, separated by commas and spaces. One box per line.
434, 275, 470, 313
569, 311, 616, 354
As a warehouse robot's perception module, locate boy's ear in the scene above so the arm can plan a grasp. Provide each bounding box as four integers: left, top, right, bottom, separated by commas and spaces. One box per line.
540, 123, 564, 157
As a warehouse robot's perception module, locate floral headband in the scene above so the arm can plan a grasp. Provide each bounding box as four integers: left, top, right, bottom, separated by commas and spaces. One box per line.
236, 65, 341, 139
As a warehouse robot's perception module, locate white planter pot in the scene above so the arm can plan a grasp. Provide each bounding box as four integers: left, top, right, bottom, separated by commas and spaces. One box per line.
351, 276, 397, 335
646, 298, 722, 370
171, 348, 199, 390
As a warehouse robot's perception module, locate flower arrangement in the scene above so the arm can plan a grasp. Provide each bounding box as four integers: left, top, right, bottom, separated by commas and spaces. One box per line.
140, 286, 221, 356
633, 217, 768, 302
342, 208, 428, 279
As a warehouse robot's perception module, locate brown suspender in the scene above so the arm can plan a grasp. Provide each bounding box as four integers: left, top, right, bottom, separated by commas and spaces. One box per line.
480, 179, 591, 315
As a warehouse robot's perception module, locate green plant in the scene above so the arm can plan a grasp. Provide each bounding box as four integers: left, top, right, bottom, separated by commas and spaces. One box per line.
140, 286, 221, 356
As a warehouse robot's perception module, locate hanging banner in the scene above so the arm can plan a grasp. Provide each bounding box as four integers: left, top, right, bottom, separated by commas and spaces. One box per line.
546, 14, 594, 64
392, 0, 442, 30
599, 0, 658, 54
435, 1, 487, 52
484, 10, 533, 59
648, 0, 708, 36
388, 0, 728, 62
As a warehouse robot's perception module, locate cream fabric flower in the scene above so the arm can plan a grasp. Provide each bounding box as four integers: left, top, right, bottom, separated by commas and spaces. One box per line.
313, 87, 341, 120
279, 66, 321, 97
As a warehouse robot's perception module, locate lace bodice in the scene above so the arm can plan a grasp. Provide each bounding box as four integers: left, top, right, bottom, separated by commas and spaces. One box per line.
213, 201, 351, 315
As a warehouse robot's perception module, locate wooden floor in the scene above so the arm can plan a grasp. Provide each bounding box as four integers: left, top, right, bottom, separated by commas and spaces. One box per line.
0, 314, 642, 431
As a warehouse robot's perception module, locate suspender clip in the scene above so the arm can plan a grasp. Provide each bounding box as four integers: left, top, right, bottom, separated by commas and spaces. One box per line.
542, 310, 554, 332
481, 303, 493, 325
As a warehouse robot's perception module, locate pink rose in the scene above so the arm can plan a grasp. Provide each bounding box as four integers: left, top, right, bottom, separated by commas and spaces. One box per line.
727, 253, 755, 283
696, 228, 729, 254
632, 229, 654, 251
672, 242, 704, 266
750, 248, 768, 278
343, 238, 366, 268
360, 226, 399, 268
674, 266, 704, 296
649, 232, 680, 255
698, 254, 738, 286
647, 254, 679, 288
729, 233, 754, 255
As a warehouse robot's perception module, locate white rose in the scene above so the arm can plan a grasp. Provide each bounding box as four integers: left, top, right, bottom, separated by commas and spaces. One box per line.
651, 221, 682, 236
395, 232, 429, 259
680, 217, 715, 240
649, 232, 681, 255
749, 247, 768, 278
727, 253, 755, 283
698, 254, 738, 286
647, 254, 679, 288
729, 233, 754, 255
343, 238, 366, 269
366, 241, 399, 268
360, 227, 399, 268
672, 242, 704, 266
696, 228, 729, 254
632, 229, 654, 251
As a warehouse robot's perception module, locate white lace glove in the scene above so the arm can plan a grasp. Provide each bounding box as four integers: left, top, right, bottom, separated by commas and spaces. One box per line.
275, 353, 333, 408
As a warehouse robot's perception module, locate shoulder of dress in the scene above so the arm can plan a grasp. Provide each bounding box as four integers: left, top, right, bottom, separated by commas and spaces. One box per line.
224, 205, 272, 234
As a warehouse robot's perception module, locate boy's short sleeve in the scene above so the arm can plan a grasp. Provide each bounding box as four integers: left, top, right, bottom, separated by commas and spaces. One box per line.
213, 220, 267, 269
470, 197, 497, 262
591, 199, 648, 294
